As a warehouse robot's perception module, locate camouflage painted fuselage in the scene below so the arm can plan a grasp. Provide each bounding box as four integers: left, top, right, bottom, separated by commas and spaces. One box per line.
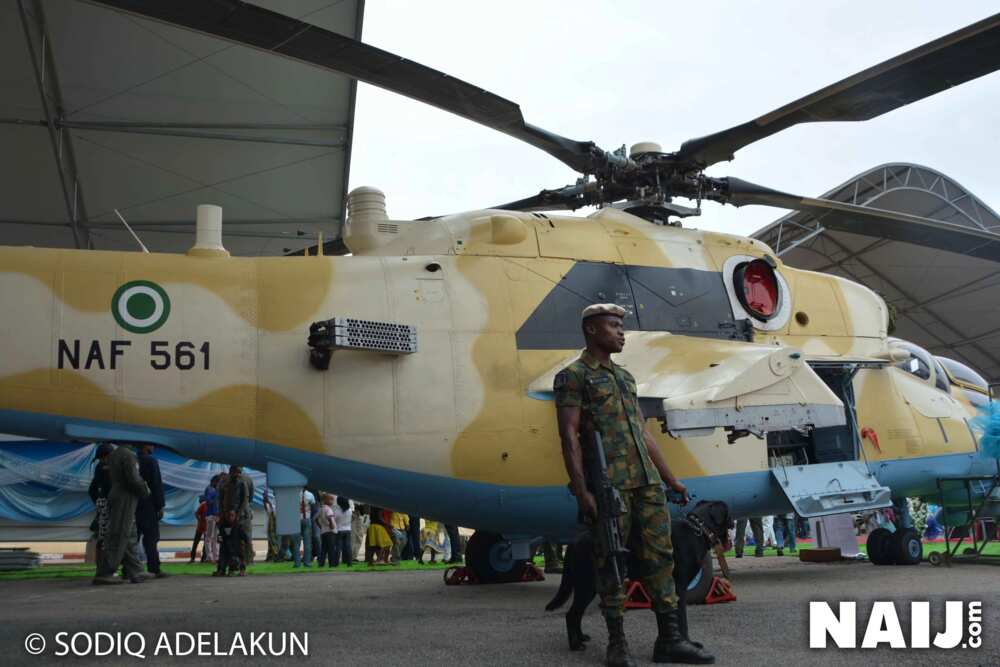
0, 207, 989, 537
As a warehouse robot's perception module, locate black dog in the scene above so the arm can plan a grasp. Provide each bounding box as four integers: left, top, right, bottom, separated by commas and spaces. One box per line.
546, 500, 733, 653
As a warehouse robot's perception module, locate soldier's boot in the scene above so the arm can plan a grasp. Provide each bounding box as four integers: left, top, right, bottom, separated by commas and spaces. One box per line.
653, 610, 715, 664
604, 617, 637, 667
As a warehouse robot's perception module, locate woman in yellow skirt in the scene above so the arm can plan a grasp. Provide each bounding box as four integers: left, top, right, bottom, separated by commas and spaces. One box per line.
365, 506, 393, 565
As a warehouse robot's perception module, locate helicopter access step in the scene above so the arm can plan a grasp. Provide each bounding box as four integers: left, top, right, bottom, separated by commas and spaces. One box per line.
772, 460, 892, 517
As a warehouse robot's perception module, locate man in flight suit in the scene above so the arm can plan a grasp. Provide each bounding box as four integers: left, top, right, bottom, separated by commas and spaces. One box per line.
93, 444, 149, 585
555, 304, 714, 665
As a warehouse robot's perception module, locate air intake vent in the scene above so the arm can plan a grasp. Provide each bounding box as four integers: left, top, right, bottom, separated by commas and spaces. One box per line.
307, 317, 417, 369
377, 223, 399, 234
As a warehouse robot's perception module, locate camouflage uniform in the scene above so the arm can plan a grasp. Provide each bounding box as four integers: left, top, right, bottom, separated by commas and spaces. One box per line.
555, 350, 677, 620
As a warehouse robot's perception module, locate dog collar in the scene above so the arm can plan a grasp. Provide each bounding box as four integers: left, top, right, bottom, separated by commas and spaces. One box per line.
685, 512, 719, 548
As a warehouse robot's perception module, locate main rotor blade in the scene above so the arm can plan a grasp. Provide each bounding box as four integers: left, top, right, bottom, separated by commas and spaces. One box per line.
679, 13, 1000, 167
85, 0, 601, 174
724, 178, 1000, 261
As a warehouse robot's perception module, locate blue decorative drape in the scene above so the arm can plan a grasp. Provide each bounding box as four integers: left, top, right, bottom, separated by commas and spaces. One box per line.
0, 441, 266, 524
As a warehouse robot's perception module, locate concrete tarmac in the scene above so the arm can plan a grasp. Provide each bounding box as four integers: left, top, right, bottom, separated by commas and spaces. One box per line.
1, 556, 996, 666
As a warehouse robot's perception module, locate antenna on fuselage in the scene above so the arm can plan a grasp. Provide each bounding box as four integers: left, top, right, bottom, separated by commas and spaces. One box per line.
113, 209, 150, 253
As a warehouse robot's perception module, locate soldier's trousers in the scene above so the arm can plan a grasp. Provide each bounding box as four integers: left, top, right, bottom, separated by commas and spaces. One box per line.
240, 514, 254, 564
594, 484, 677, 620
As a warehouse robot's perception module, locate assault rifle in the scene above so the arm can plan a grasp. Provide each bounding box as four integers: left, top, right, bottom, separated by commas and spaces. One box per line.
585, 431, 630, 587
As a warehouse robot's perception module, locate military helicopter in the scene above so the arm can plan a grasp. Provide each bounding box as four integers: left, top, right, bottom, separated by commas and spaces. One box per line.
1, 1, 999, 582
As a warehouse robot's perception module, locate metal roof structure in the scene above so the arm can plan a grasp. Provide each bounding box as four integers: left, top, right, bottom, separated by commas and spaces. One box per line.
0, 0, 363, 256
753, 162, 1000, 381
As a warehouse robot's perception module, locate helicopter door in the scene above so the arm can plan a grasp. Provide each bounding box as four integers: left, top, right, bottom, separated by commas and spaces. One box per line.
770, 460, 892, 518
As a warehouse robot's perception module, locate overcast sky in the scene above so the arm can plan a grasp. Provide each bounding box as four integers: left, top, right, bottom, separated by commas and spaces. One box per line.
348, 1, 1000, 238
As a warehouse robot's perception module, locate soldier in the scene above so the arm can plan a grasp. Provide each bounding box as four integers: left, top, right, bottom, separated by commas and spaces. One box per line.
221, 465, 256, 565
93, 443, 150, 585
555, 304, 714, 666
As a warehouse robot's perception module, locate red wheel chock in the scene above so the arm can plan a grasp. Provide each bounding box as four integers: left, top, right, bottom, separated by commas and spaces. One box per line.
704, 576, 736, 604
519, 563, 546, 582
623, 579, 652, 609
444, 565, 477, 585
443, 562, 545, 585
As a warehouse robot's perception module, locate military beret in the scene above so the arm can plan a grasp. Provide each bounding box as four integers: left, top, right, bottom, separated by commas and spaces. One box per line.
581, 303, 626, 321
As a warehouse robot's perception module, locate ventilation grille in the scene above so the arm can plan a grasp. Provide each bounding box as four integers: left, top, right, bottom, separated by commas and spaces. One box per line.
376, 223, 399, 234
332, 317, 417, 354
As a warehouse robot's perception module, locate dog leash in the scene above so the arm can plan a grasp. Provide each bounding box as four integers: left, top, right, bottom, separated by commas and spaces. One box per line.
684, 512, 731, 580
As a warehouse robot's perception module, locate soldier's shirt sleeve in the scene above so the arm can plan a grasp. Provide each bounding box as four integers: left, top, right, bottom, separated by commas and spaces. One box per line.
554, 367, 582, 408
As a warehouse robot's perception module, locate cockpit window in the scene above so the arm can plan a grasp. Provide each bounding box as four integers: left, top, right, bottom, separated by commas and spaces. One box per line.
936, 356, 989, 392
889, 338, 931, 381
932, 359, 950, 392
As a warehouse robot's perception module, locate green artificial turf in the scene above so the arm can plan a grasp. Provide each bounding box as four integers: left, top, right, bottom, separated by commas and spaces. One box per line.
4, 544, 999, 581
0, 558, 464, 581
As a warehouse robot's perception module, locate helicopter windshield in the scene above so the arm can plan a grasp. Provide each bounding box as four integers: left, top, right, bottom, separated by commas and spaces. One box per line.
888, 338, 933, 382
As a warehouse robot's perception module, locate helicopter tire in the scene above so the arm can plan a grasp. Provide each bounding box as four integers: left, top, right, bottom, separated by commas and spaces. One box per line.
465, 531, 528, 584
866, 528, 894, 565
890, 528, 922, 566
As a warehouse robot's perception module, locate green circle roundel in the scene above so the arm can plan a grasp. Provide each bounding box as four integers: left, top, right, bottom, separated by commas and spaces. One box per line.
112, 280, 171, 334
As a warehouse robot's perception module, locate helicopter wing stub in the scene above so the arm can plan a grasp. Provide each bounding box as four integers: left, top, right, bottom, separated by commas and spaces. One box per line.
85, 0, 602, 174
677, 13, 1000, 167
527, 332, 845, 438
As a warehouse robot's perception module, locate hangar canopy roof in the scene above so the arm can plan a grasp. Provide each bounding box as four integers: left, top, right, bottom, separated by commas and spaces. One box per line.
753, 163, 1000, 382
0, 0, 362, 256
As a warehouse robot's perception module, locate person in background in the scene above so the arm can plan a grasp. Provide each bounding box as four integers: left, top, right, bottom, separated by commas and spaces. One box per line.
203, 475, 219, 564
214, 509, 249, 577
294, 486, 316, 568
309, 487, 322, 565
264, 493, 280, 562
390, 511, 409, 565
761, 515, 778, 549
235, 467, 256, 566
331, 496, 354, 567
315, 493, 338, 567
93, 443, 149, 585
366, 506, 393, 566
734, 517, 765, 558
352, 504, 369, 563
189, 496, 208, 563
445, 524, 463, 564
420, 519, 448, 564
87, 443, 114, 566
406, 514, 422, 561
135, 444, 168, 578
542, 540, 564, 574
774, 512, 797, 556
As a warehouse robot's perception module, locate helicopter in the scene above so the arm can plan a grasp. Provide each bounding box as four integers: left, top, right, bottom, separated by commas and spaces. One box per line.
1, 1, 999, 582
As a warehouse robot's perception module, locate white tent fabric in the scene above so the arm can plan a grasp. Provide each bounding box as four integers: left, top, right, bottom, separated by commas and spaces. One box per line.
1, 0, 362, 255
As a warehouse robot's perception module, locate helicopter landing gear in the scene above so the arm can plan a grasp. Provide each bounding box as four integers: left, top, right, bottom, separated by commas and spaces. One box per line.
460, 531, 540, 584
866, 528, 895, 565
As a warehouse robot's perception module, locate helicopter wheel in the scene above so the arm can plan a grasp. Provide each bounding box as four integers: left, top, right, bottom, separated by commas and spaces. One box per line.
866, 528, 894, 565
890, 528, 922, 566
465, 531, 528, 584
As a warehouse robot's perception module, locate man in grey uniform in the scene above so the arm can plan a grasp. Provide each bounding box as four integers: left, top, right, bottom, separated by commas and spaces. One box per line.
93, 444, 150, 585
